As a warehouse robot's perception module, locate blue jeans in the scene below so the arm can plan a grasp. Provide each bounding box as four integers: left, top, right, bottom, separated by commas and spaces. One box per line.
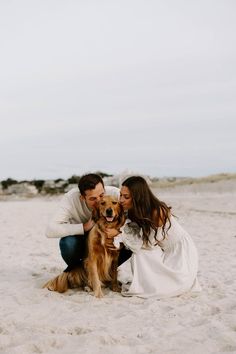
59, 234, 132, 272
59, 235, 88, 272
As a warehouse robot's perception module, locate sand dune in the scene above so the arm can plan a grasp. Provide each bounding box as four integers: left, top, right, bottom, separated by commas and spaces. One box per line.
0, 178, 236, 353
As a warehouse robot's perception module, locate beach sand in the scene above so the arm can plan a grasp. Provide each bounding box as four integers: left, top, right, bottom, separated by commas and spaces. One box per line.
1, 179, 236, 354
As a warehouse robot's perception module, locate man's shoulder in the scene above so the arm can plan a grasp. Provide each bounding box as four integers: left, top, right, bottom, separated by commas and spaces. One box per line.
64, 187, 81, 201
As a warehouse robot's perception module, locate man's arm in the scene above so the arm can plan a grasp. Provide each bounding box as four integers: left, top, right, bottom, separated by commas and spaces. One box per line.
45, 219, 84, 238
45, 191, 87, 238
46, 186, 120, 238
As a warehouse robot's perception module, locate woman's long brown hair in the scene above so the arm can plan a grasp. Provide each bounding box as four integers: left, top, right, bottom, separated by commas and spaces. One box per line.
122, 176, 172, 245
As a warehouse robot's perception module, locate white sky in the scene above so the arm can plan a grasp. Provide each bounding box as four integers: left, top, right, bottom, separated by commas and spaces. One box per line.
0, 0, 235, 180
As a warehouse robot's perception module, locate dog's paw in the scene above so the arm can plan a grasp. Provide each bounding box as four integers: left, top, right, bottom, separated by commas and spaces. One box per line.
94, 289, 104, 298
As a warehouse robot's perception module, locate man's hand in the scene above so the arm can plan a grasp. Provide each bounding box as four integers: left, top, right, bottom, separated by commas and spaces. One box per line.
83, 218, 95, 232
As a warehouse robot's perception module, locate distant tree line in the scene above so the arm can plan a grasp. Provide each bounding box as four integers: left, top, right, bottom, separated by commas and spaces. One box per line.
0, 172, 113, 194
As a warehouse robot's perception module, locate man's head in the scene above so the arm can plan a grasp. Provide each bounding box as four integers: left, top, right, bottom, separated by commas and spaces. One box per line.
79, 173, 105, 209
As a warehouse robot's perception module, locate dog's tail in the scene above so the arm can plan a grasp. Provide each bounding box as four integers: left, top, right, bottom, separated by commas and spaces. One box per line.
67, 267, 87, 288
43, 272, 70, 293
43, 267, 87, 293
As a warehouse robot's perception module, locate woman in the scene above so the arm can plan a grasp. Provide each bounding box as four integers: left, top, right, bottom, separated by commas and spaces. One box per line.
111, 176, 201, 298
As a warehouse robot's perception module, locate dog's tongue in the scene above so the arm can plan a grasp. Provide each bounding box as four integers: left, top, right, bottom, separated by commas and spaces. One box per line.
106, 216, 114, 222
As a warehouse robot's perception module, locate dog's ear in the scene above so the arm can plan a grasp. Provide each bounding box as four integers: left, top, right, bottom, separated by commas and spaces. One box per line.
92, 206, 100, 222
117, 204, 126, 226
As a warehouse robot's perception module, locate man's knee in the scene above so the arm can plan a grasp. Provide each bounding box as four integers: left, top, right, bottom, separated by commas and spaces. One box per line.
59, 236, 78, 253
59, 235, 87, 260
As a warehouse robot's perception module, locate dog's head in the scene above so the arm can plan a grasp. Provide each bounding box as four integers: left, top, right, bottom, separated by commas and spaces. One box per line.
92, 195, 125, 227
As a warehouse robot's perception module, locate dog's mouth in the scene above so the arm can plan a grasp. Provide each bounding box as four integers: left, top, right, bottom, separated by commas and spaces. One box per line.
105, 216, 115, 222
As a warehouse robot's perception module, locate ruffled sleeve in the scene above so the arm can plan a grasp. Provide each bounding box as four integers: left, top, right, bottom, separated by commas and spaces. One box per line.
118, 221, 143, 253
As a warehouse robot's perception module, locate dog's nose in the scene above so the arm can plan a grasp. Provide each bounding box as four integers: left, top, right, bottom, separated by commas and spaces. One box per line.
106, 208, 113, 216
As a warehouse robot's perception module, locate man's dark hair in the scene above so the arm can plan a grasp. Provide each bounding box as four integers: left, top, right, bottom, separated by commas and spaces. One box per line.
78, 173, 104, 196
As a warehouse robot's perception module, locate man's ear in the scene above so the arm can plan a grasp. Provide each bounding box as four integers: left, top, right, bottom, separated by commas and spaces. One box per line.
80, 195, 85, 202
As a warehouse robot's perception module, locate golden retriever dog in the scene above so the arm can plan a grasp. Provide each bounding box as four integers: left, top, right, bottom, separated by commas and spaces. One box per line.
85, 195, 125, 297
43, 195, 125, 298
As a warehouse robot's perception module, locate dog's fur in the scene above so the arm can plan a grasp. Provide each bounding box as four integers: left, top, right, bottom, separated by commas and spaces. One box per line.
43, 195, 125, 297
85, 195, 125, 297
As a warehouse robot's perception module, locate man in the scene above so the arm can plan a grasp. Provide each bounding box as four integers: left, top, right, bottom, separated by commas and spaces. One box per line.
46, 173, 131, 271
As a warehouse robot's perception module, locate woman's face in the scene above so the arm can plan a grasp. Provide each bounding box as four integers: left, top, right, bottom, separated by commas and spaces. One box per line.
120, 186, 133, 210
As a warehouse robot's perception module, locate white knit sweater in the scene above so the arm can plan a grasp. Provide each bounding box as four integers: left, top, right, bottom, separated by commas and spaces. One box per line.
45, 186, 120, 238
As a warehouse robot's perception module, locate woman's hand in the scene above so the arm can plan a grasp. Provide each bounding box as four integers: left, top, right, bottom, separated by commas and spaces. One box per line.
105, 228, 122, 251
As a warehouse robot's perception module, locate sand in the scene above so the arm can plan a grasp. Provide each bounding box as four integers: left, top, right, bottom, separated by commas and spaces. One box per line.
1, 179, 236, 354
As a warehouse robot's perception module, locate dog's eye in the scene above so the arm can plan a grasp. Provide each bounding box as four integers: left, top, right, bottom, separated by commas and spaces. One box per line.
112, 201, 118, 205
100, 201, 105, 205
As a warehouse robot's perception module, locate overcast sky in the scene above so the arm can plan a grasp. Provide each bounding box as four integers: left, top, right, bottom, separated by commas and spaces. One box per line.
0, 0, 235, 180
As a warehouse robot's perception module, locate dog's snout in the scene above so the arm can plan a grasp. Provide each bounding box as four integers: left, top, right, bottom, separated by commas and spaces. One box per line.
106, 207, 113, 216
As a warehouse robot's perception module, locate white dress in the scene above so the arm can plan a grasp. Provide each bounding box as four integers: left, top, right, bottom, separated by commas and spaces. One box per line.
117, 216, 201, 298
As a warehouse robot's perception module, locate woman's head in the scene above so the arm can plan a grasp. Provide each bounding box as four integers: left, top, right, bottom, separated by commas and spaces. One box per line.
120, 176, 171, 245
120, 176, 152, 212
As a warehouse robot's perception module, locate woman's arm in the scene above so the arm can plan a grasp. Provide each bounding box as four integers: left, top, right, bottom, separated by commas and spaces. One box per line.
117, 222, 143, 253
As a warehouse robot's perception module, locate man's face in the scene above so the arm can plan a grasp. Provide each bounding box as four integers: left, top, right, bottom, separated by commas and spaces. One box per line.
81, 182, 105, 210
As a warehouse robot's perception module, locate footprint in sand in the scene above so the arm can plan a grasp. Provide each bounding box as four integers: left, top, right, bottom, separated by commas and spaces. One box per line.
220, 345, 236, 352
